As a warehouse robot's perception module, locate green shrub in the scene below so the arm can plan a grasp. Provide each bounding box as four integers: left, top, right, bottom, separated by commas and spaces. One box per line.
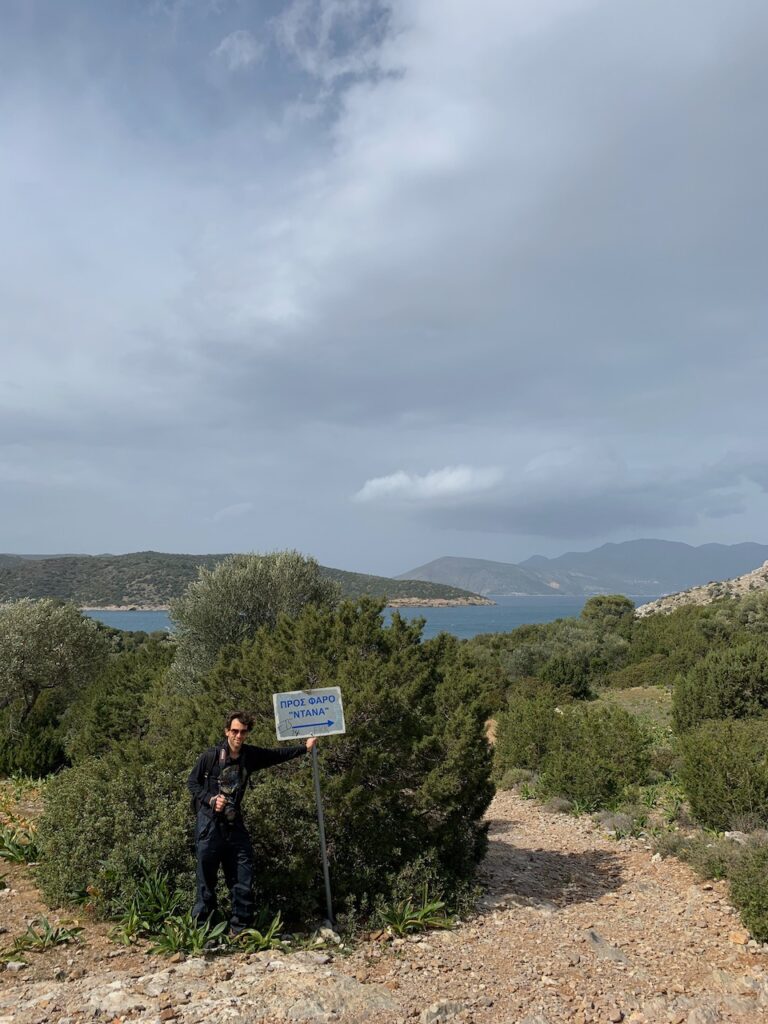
38, 600, 493, 923
538, 704, 651, 810
495, 767, 536, 791
649, 741, 680, 780
539, 652, 593, 699
0, 690, 68, 777
493, 694, 557, 780
630, 603, 736, 676
580, 595, 635, 638
678, 719, 768, 831
673, 640, 768, 733
63, 640, 174, 764
662, 833, 743, 881
35, 743, 193, 913
607, 655, 670, 690
730, 842, 768, 942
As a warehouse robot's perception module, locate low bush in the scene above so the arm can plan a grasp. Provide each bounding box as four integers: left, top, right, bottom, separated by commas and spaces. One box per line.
539, 652, 593, 700
657, 832, 743, 881
673, 640, 768, 734
541, 796, 572, 814
538, 704, 651, 810
678, 719, 768, 831
492, 694, 557, 780
35, 743, 193, 914
607, 655, 670, 690
593, 808, 647, 839
730, 842, 768, 942
495, 767, 536, 791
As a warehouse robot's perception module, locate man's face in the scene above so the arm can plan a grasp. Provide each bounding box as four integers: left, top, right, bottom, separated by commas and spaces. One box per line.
225, 718, 249, 754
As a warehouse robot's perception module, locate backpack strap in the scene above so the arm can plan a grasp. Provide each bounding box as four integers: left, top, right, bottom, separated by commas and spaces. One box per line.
201, 746, 221, 779
200, 746, 223, 801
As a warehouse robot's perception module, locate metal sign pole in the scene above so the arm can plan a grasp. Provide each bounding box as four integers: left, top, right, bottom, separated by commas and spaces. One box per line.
311, 743, 334, 926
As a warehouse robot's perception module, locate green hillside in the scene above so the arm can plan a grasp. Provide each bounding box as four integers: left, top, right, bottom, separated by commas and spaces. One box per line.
0, 551, 486, 606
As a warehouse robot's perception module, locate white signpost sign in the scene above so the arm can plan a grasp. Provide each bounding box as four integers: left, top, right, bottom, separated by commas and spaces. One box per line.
272, 686, 346, 741
272, 686, 345, 925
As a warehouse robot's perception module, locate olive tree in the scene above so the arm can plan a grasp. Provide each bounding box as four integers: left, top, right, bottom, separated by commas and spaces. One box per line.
0, 599, 110, 774
168, 551, 339, 691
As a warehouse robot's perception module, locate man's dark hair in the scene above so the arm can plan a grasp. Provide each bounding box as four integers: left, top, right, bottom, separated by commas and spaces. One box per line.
225, 710, 255, 731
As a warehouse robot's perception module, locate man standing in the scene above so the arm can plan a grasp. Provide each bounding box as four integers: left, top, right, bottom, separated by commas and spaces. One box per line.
187, 710, 316, 934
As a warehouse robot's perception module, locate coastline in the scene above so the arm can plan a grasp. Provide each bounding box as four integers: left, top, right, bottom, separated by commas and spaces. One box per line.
81, 597, 496, 612
81, 605, 170, 612
386, 596, 494, 608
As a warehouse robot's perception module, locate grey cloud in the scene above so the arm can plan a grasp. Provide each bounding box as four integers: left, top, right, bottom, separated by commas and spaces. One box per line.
2, 1, 768, 565
416, 459, 768, 539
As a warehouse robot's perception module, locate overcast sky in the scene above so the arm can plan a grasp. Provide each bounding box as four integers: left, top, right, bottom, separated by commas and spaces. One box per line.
1, 0, 767, 576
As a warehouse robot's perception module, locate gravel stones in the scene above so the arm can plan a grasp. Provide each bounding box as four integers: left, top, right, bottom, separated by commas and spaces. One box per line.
2, 790, 767, 1023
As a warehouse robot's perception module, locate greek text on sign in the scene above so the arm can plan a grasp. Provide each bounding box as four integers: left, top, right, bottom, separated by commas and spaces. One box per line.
273, 687, 346, 741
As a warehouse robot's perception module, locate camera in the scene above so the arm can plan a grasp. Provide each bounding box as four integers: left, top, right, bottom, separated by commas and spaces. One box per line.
218, 765, 240, 825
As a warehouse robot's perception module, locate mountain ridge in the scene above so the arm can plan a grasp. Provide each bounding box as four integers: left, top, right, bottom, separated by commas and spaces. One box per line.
398, 539, 768, 597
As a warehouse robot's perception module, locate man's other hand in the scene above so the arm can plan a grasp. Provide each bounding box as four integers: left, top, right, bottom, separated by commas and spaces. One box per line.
211, 795, 227, 812
306, 737, 317, 752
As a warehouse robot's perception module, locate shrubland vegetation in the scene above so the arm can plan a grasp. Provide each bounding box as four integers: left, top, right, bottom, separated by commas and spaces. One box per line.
0, 550, 485, 606
2, 551, 493, 949
3, 564, 768, 946
482, 588, 768, 941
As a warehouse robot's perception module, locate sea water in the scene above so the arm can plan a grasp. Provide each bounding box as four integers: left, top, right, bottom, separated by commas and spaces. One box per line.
84, 594, 660, 641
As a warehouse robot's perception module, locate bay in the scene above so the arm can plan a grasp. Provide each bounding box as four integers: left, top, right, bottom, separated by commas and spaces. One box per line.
84, 594, 660, 641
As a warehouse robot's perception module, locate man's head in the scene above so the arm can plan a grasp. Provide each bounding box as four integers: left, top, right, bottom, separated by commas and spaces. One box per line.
224, 710, 254, 755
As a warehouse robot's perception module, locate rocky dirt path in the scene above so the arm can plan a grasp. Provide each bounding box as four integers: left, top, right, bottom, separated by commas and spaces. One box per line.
2, 791, 767, 1024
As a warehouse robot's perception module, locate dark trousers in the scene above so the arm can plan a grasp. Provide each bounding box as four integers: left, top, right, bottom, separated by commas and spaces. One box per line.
192, 813, 254, 930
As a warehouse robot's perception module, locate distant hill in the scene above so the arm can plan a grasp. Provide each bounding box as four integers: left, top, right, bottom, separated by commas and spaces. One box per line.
399, 540, 768, 597
0, 551, 487, 607
398, 556, 557, 596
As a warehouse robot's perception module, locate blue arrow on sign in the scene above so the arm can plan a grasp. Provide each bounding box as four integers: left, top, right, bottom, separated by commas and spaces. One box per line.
293, 719, 334, 730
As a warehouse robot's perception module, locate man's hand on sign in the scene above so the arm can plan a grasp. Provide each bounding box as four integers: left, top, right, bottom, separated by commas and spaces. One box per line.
211, 795, 227, 812
306, 737, 317, 751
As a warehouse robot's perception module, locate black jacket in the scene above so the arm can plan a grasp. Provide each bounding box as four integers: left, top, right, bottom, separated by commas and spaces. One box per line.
187, 740, 307, 819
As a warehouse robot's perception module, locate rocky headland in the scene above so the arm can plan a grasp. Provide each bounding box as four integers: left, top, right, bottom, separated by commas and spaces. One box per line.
635, 560, 768, 617
386, 597, 494, 608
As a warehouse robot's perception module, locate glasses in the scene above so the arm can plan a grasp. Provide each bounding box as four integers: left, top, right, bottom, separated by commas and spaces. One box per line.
228, 728, 249, 735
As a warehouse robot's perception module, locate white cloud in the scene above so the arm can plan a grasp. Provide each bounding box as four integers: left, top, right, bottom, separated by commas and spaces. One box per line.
273, 0, 388, 84
212, 29, 264, 71
353, 466, 504, 503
